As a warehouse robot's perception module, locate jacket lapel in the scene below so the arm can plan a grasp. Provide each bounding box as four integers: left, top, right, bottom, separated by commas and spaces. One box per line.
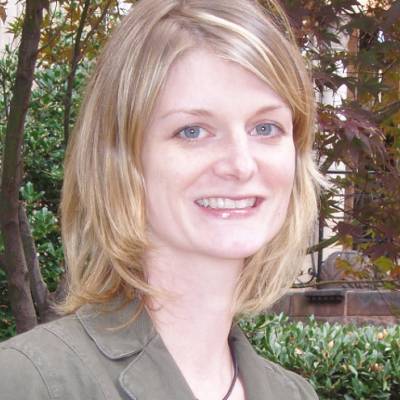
229, 325, 272, 398
119, 333, 196, 400
77, 298, 283, 400
77, 298, 197, 400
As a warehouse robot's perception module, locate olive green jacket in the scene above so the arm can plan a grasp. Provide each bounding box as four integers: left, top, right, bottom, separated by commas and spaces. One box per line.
0, 299, 318, 399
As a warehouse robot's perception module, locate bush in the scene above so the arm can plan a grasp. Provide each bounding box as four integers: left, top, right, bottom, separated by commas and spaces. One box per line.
240, 314, 400, 400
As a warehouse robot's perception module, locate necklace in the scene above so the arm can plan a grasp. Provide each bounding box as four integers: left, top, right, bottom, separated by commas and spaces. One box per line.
196, 343, 238, 400
222, 345, 238, 400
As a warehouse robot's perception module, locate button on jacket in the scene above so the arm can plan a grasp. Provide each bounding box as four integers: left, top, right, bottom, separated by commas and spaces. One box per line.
0, 298, 318, 400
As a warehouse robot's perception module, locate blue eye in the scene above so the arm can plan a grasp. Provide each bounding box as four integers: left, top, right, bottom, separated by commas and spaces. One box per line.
253, 123, 280, 137
178, 126, 202, 139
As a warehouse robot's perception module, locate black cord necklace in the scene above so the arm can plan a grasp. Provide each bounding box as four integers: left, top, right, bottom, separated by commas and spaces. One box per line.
196, 343, 238, 400
221, 345, 238, 400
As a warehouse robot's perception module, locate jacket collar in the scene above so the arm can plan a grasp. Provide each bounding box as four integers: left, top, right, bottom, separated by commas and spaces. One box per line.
77, 298, 275, 399
77, 297, 155, 360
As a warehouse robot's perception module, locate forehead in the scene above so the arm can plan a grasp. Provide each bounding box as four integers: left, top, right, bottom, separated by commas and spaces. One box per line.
151, 48, 291, 118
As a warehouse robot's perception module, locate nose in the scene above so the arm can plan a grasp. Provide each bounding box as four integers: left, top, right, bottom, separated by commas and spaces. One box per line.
212, 134, 257, 181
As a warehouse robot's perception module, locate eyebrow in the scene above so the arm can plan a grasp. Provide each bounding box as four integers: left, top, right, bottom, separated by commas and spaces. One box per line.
159, 104, 289, 120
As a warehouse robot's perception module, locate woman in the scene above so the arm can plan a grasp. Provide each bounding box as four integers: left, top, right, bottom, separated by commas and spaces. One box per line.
0, 0, 321, 399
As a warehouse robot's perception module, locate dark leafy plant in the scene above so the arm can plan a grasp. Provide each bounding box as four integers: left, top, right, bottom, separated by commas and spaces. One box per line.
20, 182, 64, 291
280, 0, 400, 285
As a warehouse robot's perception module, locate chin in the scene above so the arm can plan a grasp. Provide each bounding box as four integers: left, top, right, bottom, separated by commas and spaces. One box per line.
204, 241, 267, 260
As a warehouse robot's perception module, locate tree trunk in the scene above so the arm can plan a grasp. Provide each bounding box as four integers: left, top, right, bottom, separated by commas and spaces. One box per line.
0, 0, 48, 333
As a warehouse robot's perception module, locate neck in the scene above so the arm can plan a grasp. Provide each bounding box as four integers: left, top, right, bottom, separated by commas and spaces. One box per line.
144, 247, 244, 399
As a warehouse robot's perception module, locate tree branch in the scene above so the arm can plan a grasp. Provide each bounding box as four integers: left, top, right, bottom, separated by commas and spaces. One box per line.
375, 100, 400, 124
63, 0, 91, 146
80, 0, 113, 53
18, 203, 54, 323
37, 0, 64, 56
307, 234, 341, 254
52, 271, 68, 304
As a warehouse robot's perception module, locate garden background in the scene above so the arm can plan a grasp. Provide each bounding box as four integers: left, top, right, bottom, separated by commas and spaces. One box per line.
0, 0, 399, 398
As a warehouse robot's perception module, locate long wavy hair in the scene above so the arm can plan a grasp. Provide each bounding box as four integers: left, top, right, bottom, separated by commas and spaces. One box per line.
58, 0, 322, 317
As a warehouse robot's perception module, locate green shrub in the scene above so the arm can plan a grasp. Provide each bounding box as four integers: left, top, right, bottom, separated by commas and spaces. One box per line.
240, 314, 400, 400
0, 268, 15, 341
21, 182, 64, 291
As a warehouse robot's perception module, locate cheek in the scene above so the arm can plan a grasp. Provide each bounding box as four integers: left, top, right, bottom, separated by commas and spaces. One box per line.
261, 146, 296, 191
142, 150, 201, 214
150, 147, 206, 188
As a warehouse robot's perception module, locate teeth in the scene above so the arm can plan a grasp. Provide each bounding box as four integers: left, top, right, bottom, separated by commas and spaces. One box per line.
196, 197, 256, 209
224, 199, 235, 208
236, 199, 251, 208
209, 198, 218, 208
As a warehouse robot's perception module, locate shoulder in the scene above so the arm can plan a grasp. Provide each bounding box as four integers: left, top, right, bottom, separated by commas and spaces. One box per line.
0, 344, 51, 400
0, 315, 105, 400
0, 314, 84, 364
260, 356, 318, 399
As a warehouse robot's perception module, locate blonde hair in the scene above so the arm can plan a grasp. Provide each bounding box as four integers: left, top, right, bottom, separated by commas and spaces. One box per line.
58, 0, 322, 317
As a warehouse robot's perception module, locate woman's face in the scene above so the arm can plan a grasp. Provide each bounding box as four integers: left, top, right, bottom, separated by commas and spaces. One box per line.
141, 48, 295, 260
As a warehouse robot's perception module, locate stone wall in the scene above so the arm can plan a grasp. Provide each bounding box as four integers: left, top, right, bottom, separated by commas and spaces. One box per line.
269, 288, 400, 326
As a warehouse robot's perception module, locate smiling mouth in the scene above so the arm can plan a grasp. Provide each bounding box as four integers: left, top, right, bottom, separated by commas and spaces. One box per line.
195, 197, 260, 210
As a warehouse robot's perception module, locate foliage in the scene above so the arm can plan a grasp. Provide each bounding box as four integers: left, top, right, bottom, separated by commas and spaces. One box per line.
281, 0, 400, 283
23, 60, 92, 213
0, 46, 17, 337
0, 268, 15, 341
0, 45, 15, 133
20, 182, 64, 291
241, 313, 400, 400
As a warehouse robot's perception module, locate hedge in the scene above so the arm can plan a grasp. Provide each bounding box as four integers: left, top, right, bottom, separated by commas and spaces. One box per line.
240, 313, 400, 400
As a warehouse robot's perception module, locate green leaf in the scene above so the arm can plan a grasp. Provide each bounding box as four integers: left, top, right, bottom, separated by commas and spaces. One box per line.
373, 257, 394, 274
